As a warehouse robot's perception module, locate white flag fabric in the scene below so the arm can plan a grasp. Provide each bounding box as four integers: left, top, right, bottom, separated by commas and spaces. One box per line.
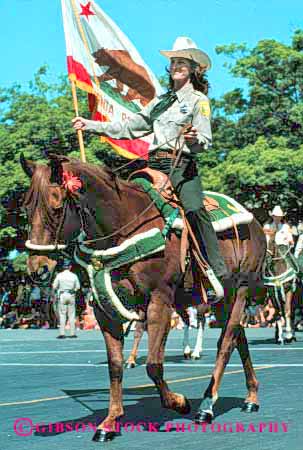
61, 0, 163, 159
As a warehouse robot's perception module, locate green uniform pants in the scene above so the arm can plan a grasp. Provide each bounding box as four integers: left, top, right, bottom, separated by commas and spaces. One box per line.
151, 156, 228, 278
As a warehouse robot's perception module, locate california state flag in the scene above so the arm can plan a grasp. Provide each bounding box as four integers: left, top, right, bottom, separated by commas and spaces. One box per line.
61, 0, 162, 159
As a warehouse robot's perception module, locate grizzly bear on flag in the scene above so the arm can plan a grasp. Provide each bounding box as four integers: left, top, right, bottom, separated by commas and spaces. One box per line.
93, 48, 156, 107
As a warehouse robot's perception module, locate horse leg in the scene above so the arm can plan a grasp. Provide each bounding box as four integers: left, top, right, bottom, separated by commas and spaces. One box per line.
195, 287, 248, 423
191, 306, 206, 360
178, 307, 192, 359
236, 326, 260, 411
93, 328, 124, 442
183, 323, 192, 359
284, 290, 296, 343
125, 310, 146, 368
146, 291, 191, 414
275, 319, 284, 345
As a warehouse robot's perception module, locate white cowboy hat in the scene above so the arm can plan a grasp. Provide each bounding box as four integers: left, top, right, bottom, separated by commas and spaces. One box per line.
160, 36, 212, 70
270, 205, 285, 217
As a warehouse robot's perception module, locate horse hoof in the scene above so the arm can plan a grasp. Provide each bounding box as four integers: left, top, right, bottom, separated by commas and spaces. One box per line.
194, 409, 213, 424
125, 362, 136, 369
276, 339, 284, 345
241, 402, 259, 413
284, 337, 296, 344
92, 430, 118, 442
184, 353, 192, 360
170, 395, 191, 415
191, 355, 201, 360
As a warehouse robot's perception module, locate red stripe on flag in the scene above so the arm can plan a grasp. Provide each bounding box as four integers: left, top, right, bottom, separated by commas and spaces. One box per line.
92, 111, 149, 159
92, 111, 109, 122
67, 56, 93, 87
107, 137, 149, 159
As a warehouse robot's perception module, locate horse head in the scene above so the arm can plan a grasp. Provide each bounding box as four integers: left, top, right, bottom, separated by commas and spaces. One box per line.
20, 153, 86, 282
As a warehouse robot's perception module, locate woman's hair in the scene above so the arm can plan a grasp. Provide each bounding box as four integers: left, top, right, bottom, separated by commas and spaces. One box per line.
166, 61, 210, 94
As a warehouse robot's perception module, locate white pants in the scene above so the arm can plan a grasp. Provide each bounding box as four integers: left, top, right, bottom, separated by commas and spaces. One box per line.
58, 293, 76, 336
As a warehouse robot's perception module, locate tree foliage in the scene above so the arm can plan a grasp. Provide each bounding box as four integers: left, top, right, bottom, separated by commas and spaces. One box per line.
202, 29, 303, 219
0, 65, 109, 255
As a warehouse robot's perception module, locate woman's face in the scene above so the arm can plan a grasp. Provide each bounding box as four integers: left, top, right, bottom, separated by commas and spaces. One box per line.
169, 57, 193, 83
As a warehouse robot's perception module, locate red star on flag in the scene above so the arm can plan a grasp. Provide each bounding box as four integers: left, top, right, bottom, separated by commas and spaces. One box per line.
80, 2, 95, 20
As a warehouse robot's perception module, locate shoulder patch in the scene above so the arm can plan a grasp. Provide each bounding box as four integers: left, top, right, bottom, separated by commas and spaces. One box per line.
199, 100, 211, 118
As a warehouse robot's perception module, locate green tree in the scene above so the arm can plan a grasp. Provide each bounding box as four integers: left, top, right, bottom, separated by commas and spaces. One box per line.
214, 30, 303, 150
0, 66, 108, 255
197, 29, 303, 219
204, 136, 303, 219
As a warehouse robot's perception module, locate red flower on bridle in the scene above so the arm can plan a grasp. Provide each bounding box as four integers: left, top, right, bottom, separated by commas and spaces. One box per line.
62, 171, 82, 193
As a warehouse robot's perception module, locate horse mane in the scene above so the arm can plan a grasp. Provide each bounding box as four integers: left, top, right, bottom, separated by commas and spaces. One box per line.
23, 158, 146, 233
63, 158, 146, 195
23, 164, 59, 233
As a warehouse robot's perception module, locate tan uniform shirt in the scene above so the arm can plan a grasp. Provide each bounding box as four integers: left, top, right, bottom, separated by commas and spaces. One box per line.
84, 83, 212, 154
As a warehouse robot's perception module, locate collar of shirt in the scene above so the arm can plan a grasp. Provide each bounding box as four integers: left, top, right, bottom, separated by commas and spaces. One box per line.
174, 83, 195, 103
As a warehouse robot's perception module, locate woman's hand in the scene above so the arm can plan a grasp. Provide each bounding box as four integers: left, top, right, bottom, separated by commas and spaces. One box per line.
183, 125, 199, 146
72, 117, 89, 131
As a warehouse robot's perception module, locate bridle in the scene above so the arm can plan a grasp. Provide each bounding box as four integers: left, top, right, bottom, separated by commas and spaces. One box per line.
25, 126, 190, 250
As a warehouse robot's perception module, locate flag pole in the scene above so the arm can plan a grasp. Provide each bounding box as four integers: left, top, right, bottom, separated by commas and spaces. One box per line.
70, 79, 86, 163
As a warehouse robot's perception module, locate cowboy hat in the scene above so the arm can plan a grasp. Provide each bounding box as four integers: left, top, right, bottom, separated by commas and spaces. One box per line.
160, 36, 212, 70
270, 206, 285, 217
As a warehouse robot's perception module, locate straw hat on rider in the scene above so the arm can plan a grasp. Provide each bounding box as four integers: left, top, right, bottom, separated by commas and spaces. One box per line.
160, 36, 212, 70
269, 206, 285, 217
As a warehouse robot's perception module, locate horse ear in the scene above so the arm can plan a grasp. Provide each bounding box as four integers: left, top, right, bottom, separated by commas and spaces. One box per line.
48, 153, 65, 185
20, 153, 36, 178
48, 153, 70, 164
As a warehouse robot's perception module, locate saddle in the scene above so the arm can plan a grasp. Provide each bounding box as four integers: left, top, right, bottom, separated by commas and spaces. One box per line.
129, 167, 220, 213
129, 167, 253, 303
128, 168, 221, 286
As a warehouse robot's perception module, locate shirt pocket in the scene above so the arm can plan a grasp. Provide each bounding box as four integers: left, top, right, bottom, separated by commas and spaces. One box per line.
169, 109, 194, 127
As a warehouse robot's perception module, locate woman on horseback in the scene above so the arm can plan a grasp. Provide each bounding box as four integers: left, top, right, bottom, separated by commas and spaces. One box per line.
73, 36, 229, 296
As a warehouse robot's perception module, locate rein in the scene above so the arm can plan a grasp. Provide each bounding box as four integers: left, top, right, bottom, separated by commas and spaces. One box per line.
110, 127, 191, 175
265, 245, 294, 278
26, 124, 210, 278
268, 247, 291, 261
30, 125, 190, 249
82, 126, 189, 245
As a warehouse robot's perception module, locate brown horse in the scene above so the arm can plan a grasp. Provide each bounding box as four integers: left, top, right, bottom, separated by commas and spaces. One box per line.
21, 154, 266, 442
264, 237, 299, 344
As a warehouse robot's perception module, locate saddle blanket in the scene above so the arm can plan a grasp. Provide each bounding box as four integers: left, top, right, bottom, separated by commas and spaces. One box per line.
203, 191, 254, 233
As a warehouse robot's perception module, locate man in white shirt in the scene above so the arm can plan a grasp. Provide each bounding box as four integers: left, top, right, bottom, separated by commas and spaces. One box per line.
52, 260, 80, 339
263, 206, 294, 247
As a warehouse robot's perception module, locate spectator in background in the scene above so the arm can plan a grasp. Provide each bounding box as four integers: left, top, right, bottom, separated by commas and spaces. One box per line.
1, 304, 20, 329
29, 285, 41, 309
258, 299, 277, 327
0, 286, 12, 316
52, 259, 80, 339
